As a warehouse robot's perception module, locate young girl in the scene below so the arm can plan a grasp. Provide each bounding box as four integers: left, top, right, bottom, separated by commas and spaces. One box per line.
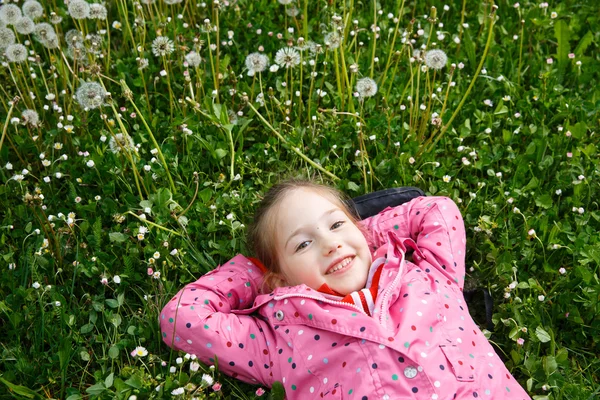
161, 180, 530, 399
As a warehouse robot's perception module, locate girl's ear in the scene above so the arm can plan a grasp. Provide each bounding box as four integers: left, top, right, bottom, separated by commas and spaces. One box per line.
261, 272, 289, 293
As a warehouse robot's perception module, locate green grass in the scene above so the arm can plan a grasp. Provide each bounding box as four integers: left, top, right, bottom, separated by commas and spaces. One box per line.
0, 0, 598, 398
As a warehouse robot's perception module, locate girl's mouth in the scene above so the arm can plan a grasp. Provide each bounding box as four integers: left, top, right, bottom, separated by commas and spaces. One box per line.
325, 256, 354, 275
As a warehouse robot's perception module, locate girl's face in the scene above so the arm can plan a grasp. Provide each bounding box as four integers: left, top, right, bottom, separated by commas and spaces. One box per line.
274, 188, 372, 295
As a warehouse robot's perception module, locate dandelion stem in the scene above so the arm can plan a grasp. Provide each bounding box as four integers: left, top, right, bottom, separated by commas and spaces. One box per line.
380, 0, 406, 90
125, 211, 183, 236
421, 5, 496, 156
121, 80, 177, 194
369, 1, 377, 78
517, 19, 525, 85
246, 102, 339, 181
0, 100, 15, 155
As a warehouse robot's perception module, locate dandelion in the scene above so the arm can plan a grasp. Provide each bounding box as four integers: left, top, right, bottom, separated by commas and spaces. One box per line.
32, 281, 41, 289
132, 346, 148, 357
516, 338, 525, 346
185, 51, 202, 67
324, 32, 341, 49
5, 44, 28, 63
0, 4, 22, 25
21, 110, 40, 127
76, 82, 107, 109
0, 27, 16, 48
34, 22, 56, 41
65, 29, 84, 46
89, 4, 108, 20
138, 58, 149, 70
355, 77, 378, 98
151, 36, 175, 57
108, 133, 135, 153
555, 189, 562, 195
558, 267, 566, 275
15, 17, 35, 35
424, 49, 448, 70
23, 1, 44, 20
55, 301, 61, 307
171, 388, 185, 396
169, 366, 177, 373
274, 47, 300, 68
68, 0, 90, 20
245, 52, 269, 76
201, 374, 214, 386
176, 357, 183, 364
538, 295, 545, 302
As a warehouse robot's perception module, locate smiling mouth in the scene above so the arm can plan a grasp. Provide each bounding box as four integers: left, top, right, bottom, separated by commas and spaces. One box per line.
325, 256, 354, 275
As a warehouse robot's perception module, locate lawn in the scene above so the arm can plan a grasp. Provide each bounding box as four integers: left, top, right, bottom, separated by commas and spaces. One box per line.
0, 0, 598, 398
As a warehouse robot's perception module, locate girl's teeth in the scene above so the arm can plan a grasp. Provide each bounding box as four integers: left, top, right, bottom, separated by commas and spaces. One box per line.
327, 257, 352, 274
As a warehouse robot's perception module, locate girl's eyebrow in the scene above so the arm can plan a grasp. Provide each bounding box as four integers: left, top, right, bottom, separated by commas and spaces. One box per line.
284, 208, 340, 248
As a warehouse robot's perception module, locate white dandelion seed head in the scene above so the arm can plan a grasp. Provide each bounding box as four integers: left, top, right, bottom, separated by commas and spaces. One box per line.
5, 44, 28, 63
21, 109, 40, 126
109, 133, 135, 153
424, 49, 448, 70
68, 0, 90, 20
0, 27, 16, 48
89, 3, 108, 20
65, 29, 84, 47
15, 16, 35, 35
324, 31, 341, 49
245, 52, 269, 75
76, 81, 107, 109
185, 51, 202, 67
274, 47, 300, 68
355, 77, 378, 98
34, 22, 56, 41
0, 4, 22, 25
286, 6, 300, 17
23, 1, 44, 20
151, 36, 175, 57
164, 0, 184, 4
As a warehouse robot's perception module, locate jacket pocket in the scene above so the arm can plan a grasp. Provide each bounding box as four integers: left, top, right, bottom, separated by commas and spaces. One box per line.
439, 345, 475, 382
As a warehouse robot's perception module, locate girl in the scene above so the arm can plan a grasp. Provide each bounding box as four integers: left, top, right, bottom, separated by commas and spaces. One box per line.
161, 180, 530, 399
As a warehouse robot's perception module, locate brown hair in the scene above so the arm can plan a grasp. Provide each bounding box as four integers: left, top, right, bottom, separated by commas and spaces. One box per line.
247, 178, 360, 292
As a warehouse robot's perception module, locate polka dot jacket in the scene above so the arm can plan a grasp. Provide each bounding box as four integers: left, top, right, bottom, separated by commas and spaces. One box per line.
161, 197, 530, 399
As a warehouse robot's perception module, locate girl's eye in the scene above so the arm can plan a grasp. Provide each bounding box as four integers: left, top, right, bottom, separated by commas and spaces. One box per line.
331, 220, 345, 230
295, 241, 310, 252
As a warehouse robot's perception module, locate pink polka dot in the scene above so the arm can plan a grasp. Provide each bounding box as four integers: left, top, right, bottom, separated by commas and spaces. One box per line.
437, 242, 442, 246
331, 319, 337, 324
411, 325, 417, 331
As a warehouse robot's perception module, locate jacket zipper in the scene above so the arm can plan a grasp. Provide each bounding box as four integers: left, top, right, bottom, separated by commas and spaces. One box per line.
378, 251, 406, 329
273, 293, 368, 316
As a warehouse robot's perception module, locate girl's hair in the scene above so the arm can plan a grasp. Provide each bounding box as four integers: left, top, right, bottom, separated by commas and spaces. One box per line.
247, 178, 360, 292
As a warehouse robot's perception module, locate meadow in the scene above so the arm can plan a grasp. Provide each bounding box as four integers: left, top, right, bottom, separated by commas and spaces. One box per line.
0, 0, 598, 398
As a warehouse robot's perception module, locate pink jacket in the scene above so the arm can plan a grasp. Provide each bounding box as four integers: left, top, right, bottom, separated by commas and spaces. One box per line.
161, 196, 530, 399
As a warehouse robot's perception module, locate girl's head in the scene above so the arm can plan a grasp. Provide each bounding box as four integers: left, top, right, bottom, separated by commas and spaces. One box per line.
248, 179, 372, 295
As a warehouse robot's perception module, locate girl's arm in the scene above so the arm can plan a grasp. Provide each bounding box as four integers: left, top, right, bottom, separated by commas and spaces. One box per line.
160, 254, 275, 386
360, 196, 466, 289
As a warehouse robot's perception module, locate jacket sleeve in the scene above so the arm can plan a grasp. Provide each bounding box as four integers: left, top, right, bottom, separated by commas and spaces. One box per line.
160, 254, 276, 386
359, 196, 466, 289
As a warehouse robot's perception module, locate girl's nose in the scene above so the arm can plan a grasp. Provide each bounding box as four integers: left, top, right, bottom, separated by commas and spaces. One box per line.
324, 242, 342, 255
